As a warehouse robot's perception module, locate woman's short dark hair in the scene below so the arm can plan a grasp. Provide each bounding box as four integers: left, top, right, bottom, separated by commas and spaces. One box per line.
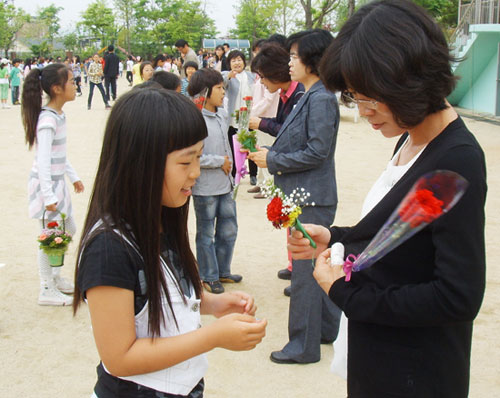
73, 89, 207, 336
227, 50, 246, 68
320, 0, 458, 128
140, 61, 152, 77
152, 71, 181, 91
286, 29, 333, 76
183, 61, 199, 73
252, 39, 266, 52
266, 33, 287, 48
188, 68, 223, 98
251, 43, 290, 83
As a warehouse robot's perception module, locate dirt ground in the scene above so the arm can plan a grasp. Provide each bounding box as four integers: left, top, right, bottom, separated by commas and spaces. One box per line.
0, 77, 498, 397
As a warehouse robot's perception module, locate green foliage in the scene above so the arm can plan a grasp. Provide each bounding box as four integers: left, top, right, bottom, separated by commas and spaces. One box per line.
232, 0, 280, 44
37, 4, 63, 41
0, 2, 29, 56
130, 0, 217, 56
414, 0, 458, 28
79, 0, 117, 46
30, 41, 51, 57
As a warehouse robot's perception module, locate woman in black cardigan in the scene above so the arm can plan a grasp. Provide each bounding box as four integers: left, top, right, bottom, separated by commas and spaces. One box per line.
289, 1, 487, 397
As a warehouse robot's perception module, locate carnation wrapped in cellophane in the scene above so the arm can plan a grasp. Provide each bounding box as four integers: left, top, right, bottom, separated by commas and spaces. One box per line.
342, 170, 469, 281
261, 179, 317, 248
232, 96, 258, 198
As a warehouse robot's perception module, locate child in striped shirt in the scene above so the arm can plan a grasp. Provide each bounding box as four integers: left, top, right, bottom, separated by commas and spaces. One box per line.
22, 63, 85, 306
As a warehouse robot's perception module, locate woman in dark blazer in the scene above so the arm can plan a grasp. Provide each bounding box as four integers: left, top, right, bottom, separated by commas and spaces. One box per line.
249, 29, 341, 364
289, 1, 486, 396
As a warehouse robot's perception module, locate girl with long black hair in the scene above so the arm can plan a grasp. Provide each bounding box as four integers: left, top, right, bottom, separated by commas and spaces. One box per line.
73, 88, 266, 398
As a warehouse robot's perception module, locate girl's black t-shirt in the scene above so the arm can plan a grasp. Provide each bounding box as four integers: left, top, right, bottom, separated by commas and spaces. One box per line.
77, 230, 202, 398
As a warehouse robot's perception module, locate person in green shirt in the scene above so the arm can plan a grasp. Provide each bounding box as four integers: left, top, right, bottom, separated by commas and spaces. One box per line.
10, 59, 21, 105
0, 58, 10, 108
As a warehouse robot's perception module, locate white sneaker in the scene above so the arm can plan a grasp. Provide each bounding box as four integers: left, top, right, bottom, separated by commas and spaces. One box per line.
54, 275, 74, 294
38, 286, 73, 306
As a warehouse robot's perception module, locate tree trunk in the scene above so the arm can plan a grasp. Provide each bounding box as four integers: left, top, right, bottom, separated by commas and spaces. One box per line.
301, 0, 313, 29
348, 0, 356, 18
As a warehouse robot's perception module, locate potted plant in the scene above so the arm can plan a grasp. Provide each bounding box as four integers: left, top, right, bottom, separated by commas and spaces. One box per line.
37, 212, 72, 267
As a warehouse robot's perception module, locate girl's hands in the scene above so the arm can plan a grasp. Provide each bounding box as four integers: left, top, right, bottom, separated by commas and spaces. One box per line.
221, 156, 231, 175
288, 224, 331, 259
45, 203, 57, 212
211, 291, 257, 318
202, 291, 257, 317
313, 248, 345, 295
209, 313, 267, 351
247, 147, 268, 168
74, 180, 84, 193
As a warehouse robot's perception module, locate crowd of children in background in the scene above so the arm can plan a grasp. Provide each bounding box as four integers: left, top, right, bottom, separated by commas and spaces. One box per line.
1, 42, 235, 110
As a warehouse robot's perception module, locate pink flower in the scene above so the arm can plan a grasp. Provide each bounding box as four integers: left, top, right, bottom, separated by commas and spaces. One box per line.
39, 234, 47, 241
54, 237, 63, 244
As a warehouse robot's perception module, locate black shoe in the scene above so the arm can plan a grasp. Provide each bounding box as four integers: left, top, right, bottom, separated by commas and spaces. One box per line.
270, 351, 319, 364
220, 274, 242, 283
203, 280, 224, 294
250, 176, 257, 185
284, 285, 291, 297
277, 268, 292, 280
87, 105, 91, 110
320, 338, 334, 344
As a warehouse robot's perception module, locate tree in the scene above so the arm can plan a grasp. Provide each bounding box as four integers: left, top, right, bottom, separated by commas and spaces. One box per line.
414, 0, 458, 29
114, 0, 136, 54
232, 0, 280, 47
79, 0, 117, 48
0, 2, 29, 57
63, 32, 79, 52
131, 0, 217, 56
299, 0, 340, 29
37, 4, 63, 49
276, 0, 301, 36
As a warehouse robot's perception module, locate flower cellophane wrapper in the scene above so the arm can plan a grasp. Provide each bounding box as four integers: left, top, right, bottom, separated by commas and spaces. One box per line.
232, 136, 249, 186
352, 170, 469, 273
192, 88, 208, 111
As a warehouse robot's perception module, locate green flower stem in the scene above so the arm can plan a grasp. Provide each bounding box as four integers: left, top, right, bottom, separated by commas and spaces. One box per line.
295, 219, 317, 249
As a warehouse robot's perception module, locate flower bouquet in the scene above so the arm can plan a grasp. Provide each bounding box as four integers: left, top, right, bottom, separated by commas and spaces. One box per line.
261, 179, 317, 248
38, 212, 72, 267
192, 88, 208, 111
232, 96, 258, 198
338, 170, 468, 281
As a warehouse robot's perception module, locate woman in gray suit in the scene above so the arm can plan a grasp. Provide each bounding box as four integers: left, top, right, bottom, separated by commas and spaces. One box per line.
248, 29, 341, 364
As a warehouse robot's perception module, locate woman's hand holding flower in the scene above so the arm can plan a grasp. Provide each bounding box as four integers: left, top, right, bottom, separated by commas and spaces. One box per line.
247, 147, 268, 168
314, 248, 346, 295
288, 224, 331, 259
249, 116, 261, 130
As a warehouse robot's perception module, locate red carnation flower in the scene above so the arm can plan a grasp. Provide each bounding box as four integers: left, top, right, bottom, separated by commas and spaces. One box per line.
47, 221, 59, 228
243, 96, 253, 101
267, 197, 289, 228
399, 189, 444, 228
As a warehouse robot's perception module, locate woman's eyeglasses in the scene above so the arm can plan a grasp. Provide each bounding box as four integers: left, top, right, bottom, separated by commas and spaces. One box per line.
341, 91, 379, 110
